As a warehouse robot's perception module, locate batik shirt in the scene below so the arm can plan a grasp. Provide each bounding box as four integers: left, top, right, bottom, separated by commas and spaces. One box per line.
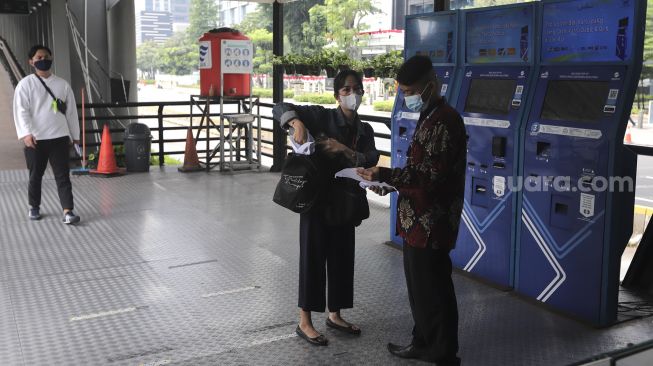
379, 98, 467, 250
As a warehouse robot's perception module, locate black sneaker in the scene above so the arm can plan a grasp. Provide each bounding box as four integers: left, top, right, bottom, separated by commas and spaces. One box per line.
63, 211, 80, 225
28, 207, 41, 220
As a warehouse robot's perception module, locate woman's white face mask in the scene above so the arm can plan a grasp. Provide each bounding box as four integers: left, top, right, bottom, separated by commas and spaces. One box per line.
340, 93, 362, 112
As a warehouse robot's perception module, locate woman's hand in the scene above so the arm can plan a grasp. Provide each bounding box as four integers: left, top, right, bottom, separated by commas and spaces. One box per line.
356, 167, 379, 181
317, 138, 347, 154
289, 119, 307, 144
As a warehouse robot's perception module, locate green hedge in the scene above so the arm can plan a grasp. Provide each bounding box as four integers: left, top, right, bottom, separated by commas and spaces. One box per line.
293, 93, 336, 104
373, 100, 395, 112
252, 88, 294, 98
150, 155, 182, 166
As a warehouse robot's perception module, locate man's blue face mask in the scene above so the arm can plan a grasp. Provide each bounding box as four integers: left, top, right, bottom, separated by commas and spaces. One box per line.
404, 81, 434, 112
34, 59, 53, 71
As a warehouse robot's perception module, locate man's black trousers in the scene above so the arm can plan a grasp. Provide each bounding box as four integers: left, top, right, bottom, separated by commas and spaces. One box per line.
403, 243, 459, 363
298, 210, 355, 312
24, 136, 74, 210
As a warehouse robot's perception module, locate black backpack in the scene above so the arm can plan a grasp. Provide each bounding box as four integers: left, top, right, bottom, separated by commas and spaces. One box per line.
273, 153, 320, 213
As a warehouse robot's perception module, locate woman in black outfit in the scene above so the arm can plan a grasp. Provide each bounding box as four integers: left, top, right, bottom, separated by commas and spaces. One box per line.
272, 70, 380, 346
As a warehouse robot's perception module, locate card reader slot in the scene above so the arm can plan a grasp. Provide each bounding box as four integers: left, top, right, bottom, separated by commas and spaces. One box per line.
492, 136, 507, 158
536, 141, 551, 157
550, 195, 572, 229
471, 177, 489, 208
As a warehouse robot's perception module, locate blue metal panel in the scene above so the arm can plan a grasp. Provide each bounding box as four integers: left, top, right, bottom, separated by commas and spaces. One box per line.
515, 0, 646, 327
450, 66, 533, 287
449, 2, 537, 288
390, 11, 462, 246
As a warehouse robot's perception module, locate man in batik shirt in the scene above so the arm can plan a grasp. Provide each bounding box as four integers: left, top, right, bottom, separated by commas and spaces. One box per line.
358, 55, 466, 365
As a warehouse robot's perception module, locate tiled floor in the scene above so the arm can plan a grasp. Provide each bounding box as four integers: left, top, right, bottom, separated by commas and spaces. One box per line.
0, 168, 652, 365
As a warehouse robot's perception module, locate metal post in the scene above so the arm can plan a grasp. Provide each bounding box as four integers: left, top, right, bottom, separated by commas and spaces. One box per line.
270, 0, 286, 172
158, 104, 164, 166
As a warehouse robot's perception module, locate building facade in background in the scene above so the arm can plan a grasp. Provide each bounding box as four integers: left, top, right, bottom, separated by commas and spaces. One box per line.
136, 11, 173, 44
136, 0, 182, 44
218, 1, 257, 27
171, 0, 190, 32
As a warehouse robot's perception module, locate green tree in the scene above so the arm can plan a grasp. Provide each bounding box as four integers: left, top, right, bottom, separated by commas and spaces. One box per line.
238, 6, 272, 34
158, 32, 198, 75
246, 1, 324, 55
187, 0, 219, 41
307, 0, 379, 55
248, 28, 274, 75
136, 41, 161, 79
301, 5, 328, 53
643, 0, 653, 71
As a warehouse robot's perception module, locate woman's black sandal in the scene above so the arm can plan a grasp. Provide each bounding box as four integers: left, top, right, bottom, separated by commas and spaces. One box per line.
296, 326, 329, 346
326, 317, 361, 335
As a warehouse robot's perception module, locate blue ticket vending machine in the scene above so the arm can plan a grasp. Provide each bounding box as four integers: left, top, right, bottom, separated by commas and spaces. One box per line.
449, 3, 537, 288
390, 11, 461, 245
516, 0, 645, 326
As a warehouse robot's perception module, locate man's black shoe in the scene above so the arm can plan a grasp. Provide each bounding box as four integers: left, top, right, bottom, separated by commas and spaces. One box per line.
387, 342, 423, 360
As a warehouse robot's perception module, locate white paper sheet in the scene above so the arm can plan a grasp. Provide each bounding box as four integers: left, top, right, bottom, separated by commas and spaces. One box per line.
334, 168, 396, 190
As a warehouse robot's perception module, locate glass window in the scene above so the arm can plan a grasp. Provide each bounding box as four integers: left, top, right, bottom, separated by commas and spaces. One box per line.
407, 0, 434, 15
450, 0, 537, 10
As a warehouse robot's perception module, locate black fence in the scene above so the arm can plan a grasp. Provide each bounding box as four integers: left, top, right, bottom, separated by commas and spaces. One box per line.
76, 100, 392, 167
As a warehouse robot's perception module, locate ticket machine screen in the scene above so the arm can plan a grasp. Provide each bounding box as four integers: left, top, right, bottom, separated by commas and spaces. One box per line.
540, 80, 610, 123
464, 78, 516, 115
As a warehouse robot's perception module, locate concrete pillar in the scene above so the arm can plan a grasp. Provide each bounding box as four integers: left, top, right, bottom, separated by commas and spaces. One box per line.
50, 0, 72, 83
108, 0, 138, 102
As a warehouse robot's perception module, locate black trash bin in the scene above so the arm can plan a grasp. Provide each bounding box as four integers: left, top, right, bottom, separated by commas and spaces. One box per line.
124, 123, 151, 172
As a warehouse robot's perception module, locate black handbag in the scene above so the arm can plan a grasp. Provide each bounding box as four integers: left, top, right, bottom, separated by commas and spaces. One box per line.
322, 178, 369, 227
273, 153, 320, 213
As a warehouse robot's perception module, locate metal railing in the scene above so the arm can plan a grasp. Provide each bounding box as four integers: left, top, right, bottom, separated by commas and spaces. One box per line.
75, 99, 652, 166
0, 36, 25, 87
76, 100, 392, 166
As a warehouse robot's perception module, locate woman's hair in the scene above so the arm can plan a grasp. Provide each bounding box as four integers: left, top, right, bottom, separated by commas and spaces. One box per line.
28, 45, 52, 59
333, 69, 363, 98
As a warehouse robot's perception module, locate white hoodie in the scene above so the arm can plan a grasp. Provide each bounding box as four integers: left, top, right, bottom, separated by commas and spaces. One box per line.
13, 74, 80, 141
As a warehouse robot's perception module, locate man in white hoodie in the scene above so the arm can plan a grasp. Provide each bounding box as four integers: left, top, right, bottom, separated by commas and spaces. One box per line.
13, 45, 81, 224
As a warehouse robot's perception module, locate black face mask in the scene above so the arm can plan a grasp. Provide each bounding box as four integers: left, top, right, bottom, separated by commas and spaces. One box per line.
34, 59, 52, 71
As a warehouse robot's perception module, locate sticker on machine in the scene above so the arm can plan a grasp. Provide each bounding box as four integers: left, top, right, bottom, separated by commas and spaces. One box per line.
493, 176, 506, 197
537, 124, 602, 139
400, 112, 420, 120
463, 117, 510, 128
440, 84, 448, 96
199, 41, 212, 69
579, 193, 595, 218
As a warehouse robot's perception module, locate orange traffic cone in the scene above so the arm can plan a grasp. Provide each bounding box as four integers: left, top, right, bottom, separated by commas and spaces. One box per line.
625, 126, 632, 144
178, 127, 203, 172
90, 124, 125, 177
